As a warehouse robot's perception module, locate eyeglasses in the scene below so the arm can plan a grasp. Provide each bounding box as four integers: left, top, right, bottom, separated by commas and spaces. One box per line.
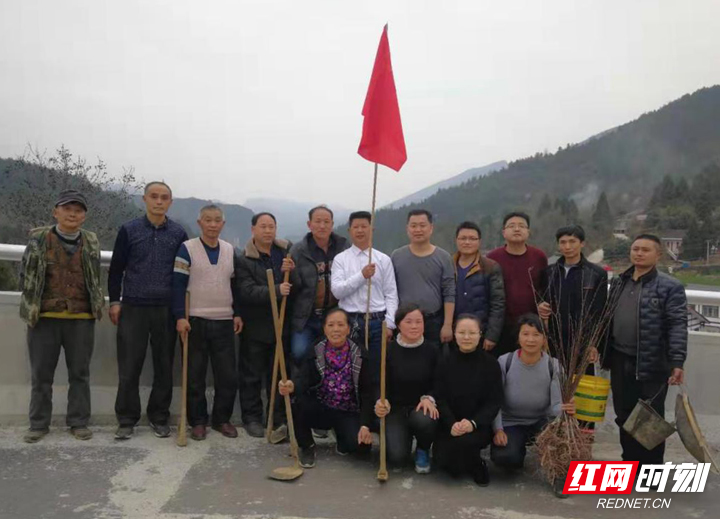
504, 224, 528, 230
457, 236, 479, 242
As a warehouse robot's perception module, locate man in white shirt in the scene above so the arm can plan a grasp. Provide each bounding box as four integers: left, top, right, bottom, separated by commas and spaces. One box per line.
331, 211, 398, 383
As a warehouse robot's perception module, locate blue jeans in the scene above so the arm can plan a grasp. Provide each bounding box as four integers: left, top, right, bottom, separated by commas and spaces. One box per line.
290, 314, 324, 363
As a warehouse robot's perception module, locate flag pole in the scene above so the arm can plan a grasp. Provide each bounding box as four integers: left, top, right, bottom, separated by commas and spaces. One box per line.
364, 162, 379, 351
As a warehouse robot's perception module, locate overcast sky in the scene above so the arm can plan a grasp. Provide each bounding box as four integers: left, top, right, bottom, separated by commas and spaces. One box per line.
2, 0, 720, 209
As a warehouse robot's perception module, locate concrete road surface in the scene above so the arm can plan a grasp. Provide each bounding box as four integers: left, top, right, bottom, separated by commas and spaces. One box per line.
0, 419, 718, 519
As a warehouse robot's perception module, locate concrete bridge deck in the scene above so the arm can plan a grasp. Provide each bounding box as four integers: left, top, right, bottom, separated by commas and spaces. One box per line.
0, 414, 718, 519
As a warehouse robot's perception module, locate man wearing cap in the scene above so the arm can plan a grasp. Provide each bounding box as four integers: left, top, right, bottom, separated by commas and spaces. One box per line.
19, 190, 105, 443
109, 181, 188, 440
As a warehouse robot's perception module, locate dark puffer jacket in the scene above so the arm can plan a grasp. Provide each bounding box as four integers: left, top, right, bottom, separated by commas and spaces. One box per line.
235, 238, 292, 343
543, 255, 608, 356
453, 252, 505, 343
602, 267, 688, 381
289, 232, 349, 333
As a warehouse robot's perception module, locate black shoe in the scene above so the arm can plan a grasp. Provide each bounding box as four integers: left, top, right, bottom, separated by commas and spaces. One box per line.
23, 429, 49, 444
245, 422, 265, 438
299, 445, 316, 468
553, 478, 569, 498
114, 426, 134, 440
473, 459, 490, 487
335, 444, 350, 456
150, 422, 171, 438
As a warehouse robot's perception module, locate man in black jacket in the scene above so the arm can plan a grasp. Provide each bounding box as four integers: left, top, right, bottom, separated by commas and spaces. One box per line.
235, 212, 294, 438
539, 225, 608, 368
453, 221, 505, 351
602, 234, 687, 465
289, 206, 349, 366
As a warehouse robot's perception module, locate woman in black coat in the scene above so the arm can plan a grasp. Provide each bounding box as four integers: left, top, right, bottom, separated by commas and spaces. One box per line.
372, 304, 439, 473
434, 314, 503, 486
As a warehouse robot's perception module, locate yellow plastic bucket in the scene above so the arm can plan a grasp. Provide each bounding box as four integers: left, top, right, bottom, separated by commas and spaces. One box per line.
574, 375, 610, 422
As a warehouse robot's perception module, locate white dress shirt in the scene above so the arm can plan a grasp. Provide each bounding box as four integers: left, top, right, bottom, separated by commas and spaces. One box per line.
330, 244, 399, 329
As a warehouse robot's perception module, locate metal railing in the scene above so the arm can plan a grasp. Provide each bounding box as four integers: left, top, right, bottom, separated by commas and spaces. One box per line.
0, 242, 113, 267
1, 242, 719, 325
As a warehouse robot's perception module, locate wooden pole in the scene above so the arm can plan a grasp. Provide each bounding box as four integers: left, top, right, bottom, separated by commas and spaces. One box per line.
176, 291, 190, 447
364, 163, 379, 351
266, 255, 291, 442
266, 270, 301, 464
377, 320, 389, 481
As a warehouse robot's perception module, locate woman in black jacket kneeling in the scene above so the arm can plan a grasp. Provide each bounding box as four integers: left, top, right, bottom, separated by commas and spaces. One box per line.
373, 304, 439, 473
434, 314, 503, 486
279, 308, 373, 468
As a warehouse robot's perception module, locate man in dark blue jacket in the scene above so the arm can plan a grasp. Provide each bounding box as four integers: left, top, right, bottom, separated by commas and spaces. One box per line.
108, 181, 188, 440
602, 234, 687, 465
453, 221, 505, 351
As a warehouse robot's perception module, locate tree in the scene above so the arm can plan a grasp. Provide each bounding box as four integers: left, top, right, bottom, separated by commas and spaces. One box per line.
537, 193, 553, 217
1, 145, 143, 248
592, 191, 613, 229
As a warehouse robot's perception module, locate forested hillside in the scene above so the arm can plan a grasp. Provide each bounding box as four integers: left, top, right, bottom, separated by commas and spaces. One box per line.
371, 86, 720, 255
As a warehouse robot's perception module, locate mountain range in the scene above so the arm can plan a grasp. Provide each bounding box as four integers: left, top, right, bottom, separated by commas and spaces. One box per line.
369, 85, 720, 253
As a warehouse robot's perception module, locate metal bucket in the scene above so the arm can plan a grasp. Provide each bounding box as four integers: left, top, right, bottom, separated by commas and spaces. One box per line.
623, 399, 676, 451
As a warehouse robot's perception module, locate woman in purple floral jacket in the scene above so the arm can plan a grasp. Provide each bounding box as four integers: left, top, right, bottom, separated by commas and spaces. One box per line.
279, 308, 373, 468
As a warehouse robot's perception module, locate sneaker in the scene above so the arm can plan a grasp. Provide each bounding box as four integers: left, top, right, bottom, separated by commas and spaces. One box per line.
23, 429, 49, 444
312, 428, 329, 439
191, 425, 207, 441
553, 478, 569, 498
472, 459, 490, 487
335, 444, 350, 456
149, 422, 171, 438
70, 427, 93, 441
115, 426, 134, 440
299, 445, 316, 468
244, 422, 265, 438
415, 448, 431, 474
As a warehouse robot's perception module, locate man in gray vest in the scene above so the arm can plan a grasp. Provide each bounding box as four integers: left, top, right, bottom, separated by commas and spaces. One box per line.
173, 204, 243, 441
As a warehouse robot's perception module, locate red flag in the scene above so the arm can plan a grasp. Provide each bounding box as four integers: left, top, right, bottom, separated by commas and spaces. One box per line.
358, 25, 407, 172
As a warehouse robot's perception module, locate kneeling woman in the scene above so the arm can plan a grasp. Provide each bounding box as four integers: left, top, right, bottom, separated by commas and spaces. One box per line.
372, 304, 439, 473
279, 308, 372, 468
434, 314, 503, 486
491, 313, 574, 470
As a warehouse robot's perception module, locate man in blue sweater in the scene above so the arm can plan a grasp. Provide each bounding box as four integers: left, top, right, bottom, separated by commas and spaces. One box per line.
108, 181, 188, 440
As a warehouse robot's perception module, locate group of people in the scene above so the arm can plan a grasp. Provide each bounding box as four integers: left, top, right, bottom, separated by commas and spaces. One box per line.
19, 181, 688, 494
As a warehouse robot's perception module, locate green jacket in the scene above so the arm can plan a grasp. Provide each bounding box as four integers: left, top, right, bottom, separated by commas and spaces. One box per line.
19, 226, 105, 327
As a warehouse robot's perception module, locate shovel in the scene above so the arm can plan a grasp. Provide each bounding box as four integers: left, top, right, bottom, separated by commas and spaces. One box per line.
266, 254, 291, 444
266, 269, 303, 481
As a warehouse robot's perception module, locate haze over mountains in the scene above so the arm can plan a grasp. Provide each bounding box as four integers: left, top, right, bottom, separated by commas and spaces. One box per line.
3, 86, 719, 257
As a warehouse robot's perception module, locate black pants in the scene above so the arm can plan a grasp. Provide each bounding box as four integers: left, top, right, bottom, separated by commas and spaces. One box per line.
435, 425, 493, 476
187, 318, 237, 426
238, 334, 284, 426
386, 407, 438, 466
423, 313, 443, 346
492, 323, 518, 358
293, 396, 361, 452
491, 419, 547, 469
27, 318, 95, 430
611, 351, 668, 465
115, 304, 176, 427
